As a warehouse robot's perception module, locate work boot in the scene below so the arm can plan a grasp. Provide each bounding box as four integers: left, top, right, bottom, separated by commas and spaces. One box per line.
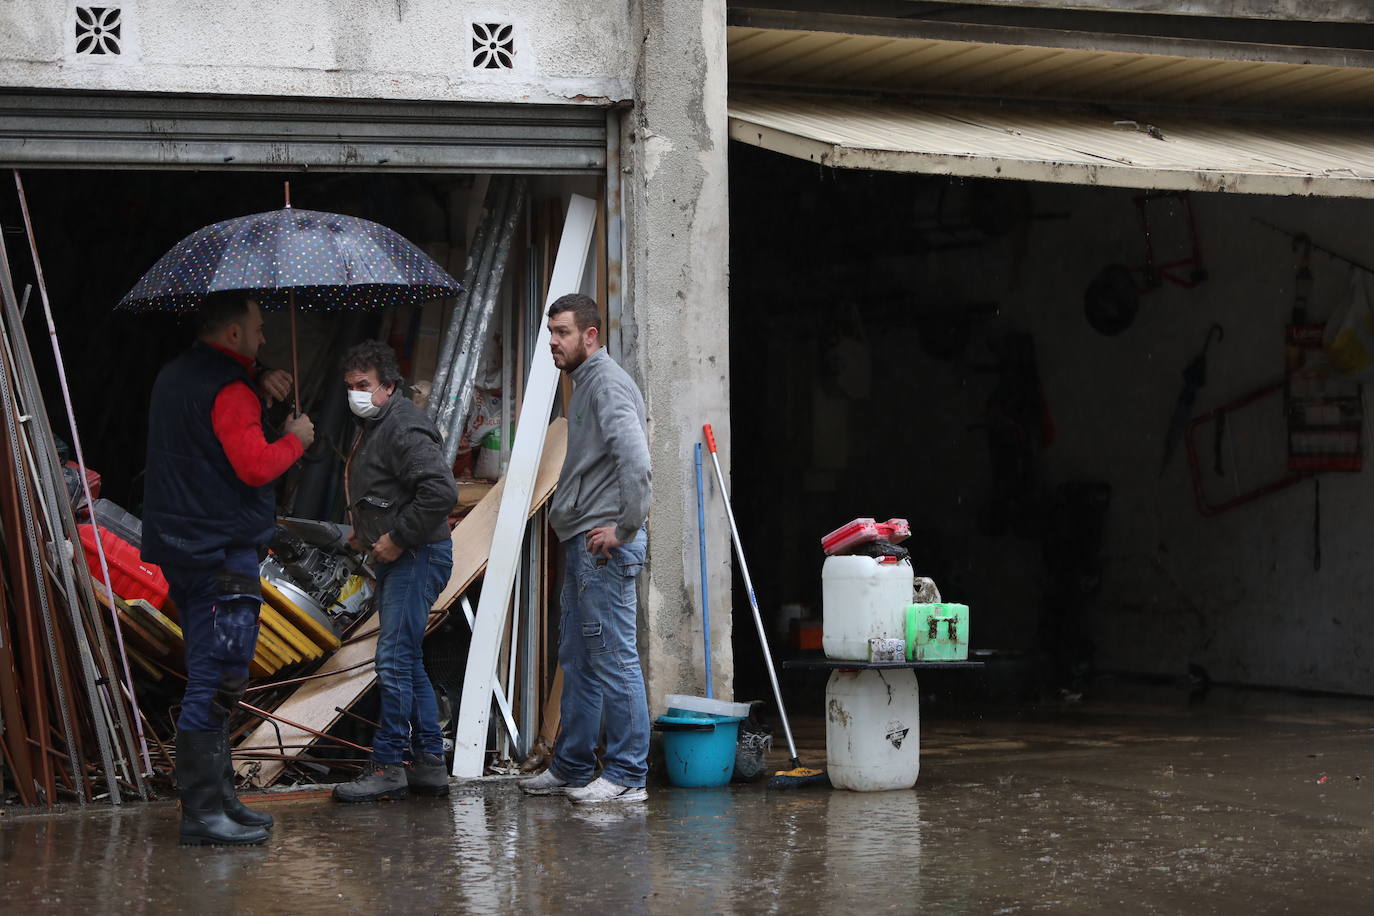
331, 761, 408, 803
219, 731, 274, 829
177, 730, 269, 846
406, 752, 451, 797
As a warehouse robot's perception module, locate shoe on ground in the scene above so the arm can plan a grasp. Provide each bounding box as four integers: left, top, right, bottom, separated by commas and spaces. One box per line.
566, 776, 647, 805
407, 753, 450, 797
332, 762, 408, 803
519, 769, 578, 796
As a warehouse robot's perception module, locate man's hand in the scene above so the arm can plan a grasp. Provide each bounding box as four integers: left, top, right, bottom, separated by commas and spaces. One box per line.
284, 412, 315, 450
371, 532, 403, 564
258, 369, 293, 406
584, 525, 624, 558
347, 532, 366, 554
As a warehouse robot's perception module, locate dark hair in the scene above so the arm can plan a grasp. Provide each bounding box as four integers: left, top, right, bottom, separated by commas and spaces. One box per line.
341, 339, 405, 390
546, 293, 601, 333
197, 291, 252, 337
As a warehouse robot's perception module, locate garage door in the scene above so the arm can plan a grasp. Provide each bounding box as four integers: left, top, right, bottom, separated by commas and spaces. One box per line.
0, 89, 606, 173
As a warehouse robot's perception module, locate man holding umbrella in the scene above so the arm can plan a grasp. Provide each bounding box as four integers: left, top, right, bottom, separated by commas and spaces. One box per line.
142, 291, 315, 846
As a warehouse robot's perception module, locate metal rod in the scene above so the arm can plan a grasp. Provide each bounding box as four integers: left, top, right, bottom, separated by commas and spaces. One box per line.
702, 423, 799, 764
237, 700, 373, 755
14, 170, 152, 777
289, 290, 301, 415
605, 109, 624, 364
695, 442, 713, 698
1253, 219, 1374, 276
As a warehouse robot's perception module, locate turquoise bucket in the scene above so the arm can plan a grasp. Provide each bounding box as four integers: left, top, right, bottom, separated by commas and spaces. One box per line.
655, 713, 743, 788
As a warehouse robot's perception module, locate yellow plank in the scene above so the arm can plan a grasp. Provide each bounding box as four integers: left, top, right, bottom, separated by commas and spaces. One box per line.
261, 605, 324, 660
261, 579, 342, 651
256, 626, 301, 666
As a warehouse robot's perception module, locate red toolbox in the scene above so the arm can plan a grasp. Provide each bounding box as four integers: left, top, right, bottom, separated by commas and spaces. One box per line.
77, 523, 169, 609
821, 517, 912, 555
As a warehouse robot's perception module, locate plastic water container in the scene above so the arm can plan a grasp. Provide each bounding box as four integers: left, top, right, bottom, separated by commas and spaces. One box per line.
825, 668, 920, 791
822, 554, 914, 660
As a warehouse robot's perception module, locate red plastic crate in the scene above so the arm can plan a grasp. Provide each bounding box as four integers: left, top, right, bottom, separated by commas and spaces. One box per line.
820, 517, 912, 555
77, 524, 169, 609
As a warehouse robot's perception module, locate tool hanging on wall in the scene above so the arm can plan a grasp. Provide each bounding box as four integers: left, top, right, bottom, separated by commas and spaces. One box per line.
1185, 382, 1308, 517
1161, 324, 1224, 477
1085, 191, 1208, 337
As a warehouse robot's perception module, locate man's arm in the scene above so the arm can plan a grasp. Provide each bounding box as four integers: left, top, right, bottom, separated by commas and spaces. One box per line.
595, 381, 652, 544
211, 381, 304, 486
387, 425, 458, 550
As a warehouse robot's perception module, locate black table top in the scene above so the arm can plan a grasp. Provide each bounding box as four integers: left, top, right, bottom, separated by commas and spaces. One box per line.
781, 657, 985, 671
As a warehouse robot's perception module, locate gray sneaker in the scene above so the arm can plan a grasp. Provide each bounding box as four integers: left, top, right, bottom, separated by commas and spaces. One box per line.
332, 762, 407, 803
520, 769, 576, 796
407, 753, 450, 797
567, 776, 647, 805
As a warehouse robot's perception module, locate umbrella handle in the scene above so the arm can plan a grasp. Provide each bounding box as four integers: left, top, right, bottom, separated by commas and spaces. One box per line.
289, 290, 301, 415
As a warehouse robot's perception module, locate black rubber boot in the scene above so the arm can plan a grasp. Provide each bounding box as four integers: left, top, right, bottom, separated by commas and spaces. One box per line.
219, 731, 274, 829
177, 730, 269, 846
406, 753, 451, 797
332, 761, 408, 803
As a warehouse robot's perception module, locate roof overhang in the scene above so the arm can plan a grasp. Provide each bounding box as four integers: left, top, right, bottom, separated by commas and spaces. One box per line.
729, 93, 1374, 198
728, 9, 1374, 115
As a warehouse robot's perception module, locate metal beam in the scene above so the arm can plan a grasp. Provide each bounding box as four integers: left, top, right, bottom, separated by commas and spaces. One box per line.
914, 1, 1374, 23
728, 7, 1374, 69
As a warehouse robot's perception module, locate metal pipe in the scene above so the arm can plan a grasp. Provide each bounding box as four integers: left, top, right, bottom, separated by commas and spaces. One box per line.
431, 178, 501, 417
695, 442, 713, 698
443, 178, 528, 465
15, 171, 151, 777
435, 178, 512, 435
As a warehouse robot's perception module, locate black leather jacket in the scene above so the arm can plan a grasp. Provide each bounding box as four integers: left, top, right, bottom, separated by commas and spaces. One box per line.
346, 394, 456, 550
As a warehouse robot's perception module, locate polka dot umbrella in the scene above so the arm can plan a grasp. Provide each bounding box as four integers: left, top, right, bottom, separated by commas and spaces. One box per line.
117, 197, 462, 412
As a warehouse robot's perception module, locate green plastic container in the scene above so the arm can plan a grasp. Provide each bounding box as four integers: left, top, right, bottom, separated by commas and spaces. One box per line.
906, 603, 969, 661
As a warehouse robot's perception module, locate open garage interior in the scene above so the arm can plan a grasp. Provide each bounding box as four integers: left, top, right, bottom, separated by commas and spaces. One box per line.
728, 140, 1374, 703
0, 165, 602, 778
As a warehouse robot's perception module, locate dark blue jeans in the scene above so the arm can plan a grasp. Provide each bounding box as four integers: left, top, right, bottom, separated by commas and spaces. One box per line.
372, 539, 453, 764
165, 546, 262, 733
552, 528, 649, 788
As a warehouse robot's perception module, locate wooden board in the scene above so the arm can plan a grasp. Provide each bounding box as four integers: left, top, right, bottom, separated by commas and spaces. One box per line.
234, 418, 567, 786
261, 605, 323, 660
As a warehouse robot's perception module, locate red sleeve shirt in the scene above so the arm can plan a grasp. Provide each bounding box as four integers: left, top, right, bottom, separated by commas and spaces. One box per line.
207, 346, 303, 486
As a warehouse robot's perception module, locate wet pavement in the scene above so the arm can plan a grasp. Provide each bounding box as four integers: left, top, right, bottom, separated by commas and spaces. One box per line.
4, 685, 1374, 914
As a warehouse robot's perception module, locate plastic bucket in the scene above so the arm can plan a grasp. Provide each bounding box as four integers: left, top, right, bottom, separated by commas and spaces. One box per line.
655, 713, 743, 788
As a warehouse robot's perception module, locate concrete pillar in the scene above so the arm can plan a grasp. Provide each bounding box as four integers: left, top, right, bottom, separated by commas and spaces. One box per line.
622, 0, 732, 711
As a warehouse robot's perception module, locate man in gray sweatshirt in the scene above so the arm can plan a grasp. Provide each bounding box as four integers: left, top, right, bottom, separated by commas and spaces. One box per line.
520, 293, 652, 804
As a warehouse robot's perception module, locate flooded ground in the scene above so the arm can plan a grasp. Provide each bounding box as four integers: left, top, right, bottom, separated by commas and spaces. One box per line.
3, 685, 1373, 914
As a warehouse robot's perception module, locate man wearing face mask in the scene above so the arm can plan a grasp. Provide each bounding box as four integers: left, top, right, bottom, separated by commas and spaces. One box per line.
142, 291, 315, 845
332, 340, 458, 802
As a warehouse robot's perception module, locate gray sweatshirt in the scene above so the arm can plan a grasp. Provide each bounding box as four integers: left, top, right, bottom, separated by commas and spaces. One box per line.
549, 348, 652, 543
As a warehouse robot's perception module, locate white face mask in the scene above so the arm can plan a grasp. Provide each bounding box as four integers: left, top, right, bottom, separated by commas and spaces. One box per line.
348, 389, 381, 419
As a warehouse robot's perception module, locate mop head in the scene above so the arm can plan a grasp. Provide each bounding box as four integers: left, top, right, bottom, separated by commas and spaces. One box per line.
767, 765, 830, 790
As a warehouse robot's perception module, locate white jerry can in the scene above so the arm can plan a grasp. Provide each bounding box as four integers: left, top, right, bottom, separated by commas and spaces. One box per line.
825, 668, 921, 792
822, 554, 915, 660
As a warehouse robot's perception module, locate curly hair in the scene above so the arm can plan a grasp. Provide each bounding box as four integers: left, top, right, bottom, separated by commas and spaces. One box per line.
341, 339, 405, 390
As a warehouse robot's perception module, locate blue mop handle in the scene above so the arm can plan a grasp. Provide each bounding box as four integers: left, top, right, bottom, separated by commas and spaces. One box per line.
695, 442, 713, 698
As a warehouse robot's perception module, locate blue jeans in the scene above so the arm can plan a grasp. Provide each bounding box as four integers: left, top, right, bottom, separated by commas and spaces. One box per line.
552, 528, 649, 788
372, 539, 453, 764
166, 546, 262, 733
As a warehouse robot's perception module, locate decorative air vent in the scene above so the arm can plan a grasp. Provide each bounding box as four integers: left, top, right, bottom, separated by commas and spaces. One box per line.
75, 6, 122, 55
471, 23, 514, 70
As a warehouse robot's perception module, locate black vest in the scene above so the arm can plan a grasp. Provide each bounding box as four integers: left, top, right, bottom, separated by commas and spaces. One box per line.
141, 342, 277, 569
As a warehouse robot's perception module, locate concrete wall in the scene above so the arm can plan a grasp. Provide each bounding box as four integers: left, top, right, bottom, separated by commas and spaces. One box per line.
624, 0, 735, 710
0, 1, 633, 104
943, 183, 1374, 695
